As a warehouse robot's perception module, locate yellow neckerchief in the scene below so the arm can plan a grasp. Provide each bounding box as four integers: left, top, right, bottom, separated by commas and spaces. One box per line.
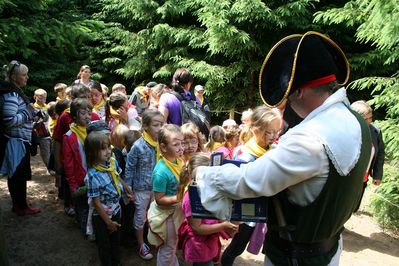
197, 95, 204, 105
161, 156, 183, 182
244, 138, 271, 158
212, 141, 225, 152
69, 123, 87, 145
64, 107, 70, 114
138, 88, 149, 103
93, 158, 121, 196
93, 98, 105, 114
34, 102, 47, 111
49, 118, 57, 136
142, 131, 160, 162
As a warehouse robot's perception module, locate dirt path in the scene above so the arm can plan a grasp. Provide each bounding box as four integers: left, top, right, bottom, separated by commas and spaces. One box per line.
0, 156, 398, 266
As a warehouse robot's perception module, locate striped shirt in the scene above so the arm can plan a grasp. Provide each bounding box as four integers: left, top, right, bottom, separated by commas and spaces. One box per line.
0, 92, 33, 142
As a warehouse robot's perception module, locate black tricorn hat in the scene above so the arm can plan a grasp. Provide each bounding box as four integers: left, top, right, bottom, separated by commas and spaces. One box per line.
259, 31, 350, 107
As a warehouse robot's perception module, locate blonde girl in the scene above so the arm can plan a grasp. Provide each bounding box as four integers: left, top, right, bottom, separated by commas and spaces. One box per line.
147, 124, 185, 266
221, 105, 281, 265
84, 131, 133, 266
177, 153, 238, 265
181, 122, 206, 162
125, 109, 164, 260
205, 125, 225, 152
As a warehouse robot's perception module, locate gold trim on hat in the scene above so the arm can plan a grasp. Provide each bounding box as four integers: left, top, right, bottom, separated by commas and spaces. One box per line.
259, 31, 350, 108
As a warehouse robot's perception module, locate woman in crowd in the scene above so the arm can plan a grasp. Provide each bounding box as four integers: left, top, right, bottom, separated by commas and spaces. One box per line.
73, 65, 92, 87
0, 60, 41, 216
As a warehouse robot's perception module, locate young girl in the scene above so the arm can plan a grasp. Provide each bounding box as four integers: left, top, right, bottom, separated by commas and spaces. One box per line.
215, 125, 241, 159
90, 80, 106, 120
147, 124, 185, 266
105, 92, 140, 131
84, 131, 133, 266
221, 105, 281, 266
125, 109, 164, 260
205, 125, 225, 152
177, 153, 238, 266
181, 123, 206, 162
63, 98, 92, 228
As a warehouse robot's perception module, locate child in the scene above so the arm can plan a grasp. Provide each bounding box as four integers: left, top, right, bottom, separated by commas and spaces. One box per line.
240, 108, 253, 127
205, 125, 225, 152
105, 92, 140, 131
46, 101, 57, 137
53, 84, 99, 215
101, 83, 109, 100
351, 100, 385, 212
84, 131, 133, 266
111, 124, 130, 178
111, 83, 127, 95
33, 88, 51, 168
54, 83, 67, 102
181, 123, 206, 162
147, 124, 185, 266
221, 105, 281, 266
215, 125, 241, 159
90, 80, 106, 120
110, 124, 140, 244
125, 109, 164, 260
63, 98, 92, 232
65, 86, 73, 101
177, 153, 238, 265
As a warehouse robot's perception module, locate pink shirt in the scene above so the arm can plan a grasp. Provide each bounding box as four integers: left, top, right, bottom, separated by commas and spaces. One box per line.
178, 192, 227, 263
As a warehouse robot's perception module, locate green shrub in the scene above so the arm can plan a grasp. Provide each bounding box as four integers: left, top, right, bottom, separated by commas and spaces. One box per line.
371, 163, 399, 229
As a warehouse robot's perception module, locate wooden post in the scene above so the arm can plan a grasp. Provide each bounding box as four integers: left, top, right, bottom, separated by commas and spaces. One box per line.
229, 110, 235, 120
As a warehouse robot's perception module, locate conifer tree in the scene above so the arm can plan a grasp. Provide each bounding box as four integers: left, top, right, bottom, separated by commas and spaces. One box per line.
0, 0, 102, 95
95, 0, 322, 112
315, 0, 399, 161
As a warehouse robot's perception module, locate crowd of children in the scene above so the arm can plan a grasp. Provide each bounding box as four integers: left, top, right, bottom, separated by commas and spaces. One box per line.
27, 65, 286, 266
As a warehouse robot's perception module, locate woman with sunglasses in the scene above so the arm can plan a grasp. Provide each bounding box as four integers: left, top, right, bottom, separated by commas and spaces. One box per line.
0, 60, 41, 216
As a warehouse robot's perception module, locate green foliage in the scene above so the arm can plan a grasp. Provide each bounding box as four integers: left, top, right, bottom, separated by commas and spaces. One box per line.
316, 0, 399, 230
315, 0, 399, 161
0, 0, 101, 98
94, 0, 321, 113
370, 163, 399, 229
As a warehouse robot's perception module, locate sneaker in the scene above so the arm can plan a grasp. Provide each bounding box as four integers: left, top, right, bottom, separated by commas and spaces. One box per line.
138, 243, 153, 260
64, 207, 75, 217
87, 234, 96, 242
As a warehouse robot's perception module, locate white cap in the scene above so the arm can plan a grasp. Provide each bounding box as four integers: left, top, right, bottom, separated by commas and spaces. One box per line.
194, 85, 204, 91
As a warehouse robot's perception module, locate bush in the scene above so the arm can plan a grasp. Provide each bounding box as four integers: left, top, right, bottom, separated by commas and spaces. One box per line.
371, 163, 399, 229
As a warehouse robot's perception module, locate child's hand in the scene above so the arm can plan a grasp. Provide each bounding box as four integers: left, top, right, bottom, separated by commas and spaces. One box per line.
222, 221, 239, 237
117, 106, 128, 124
127, 191, 135, 203
106, 221, 121, 233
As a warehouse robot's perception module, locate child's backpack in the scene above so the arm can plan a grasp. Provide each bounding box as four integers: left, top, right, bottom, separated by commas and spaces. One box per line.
172, 91, 210, 138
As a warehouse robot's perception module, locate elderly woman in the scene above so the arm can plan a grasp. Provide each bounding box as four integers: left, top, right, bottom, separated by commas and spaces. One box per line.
0, 60, 41, 216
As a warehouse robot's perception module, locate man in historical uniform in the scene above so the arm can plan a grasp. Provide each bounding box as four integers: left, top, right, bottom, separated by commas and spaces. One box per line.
196, 31, 372, 265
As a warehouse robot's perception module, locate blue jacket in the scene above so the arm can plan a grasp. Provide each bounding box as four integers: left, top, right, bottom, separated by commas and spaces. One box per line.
125, 137, 156, 191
